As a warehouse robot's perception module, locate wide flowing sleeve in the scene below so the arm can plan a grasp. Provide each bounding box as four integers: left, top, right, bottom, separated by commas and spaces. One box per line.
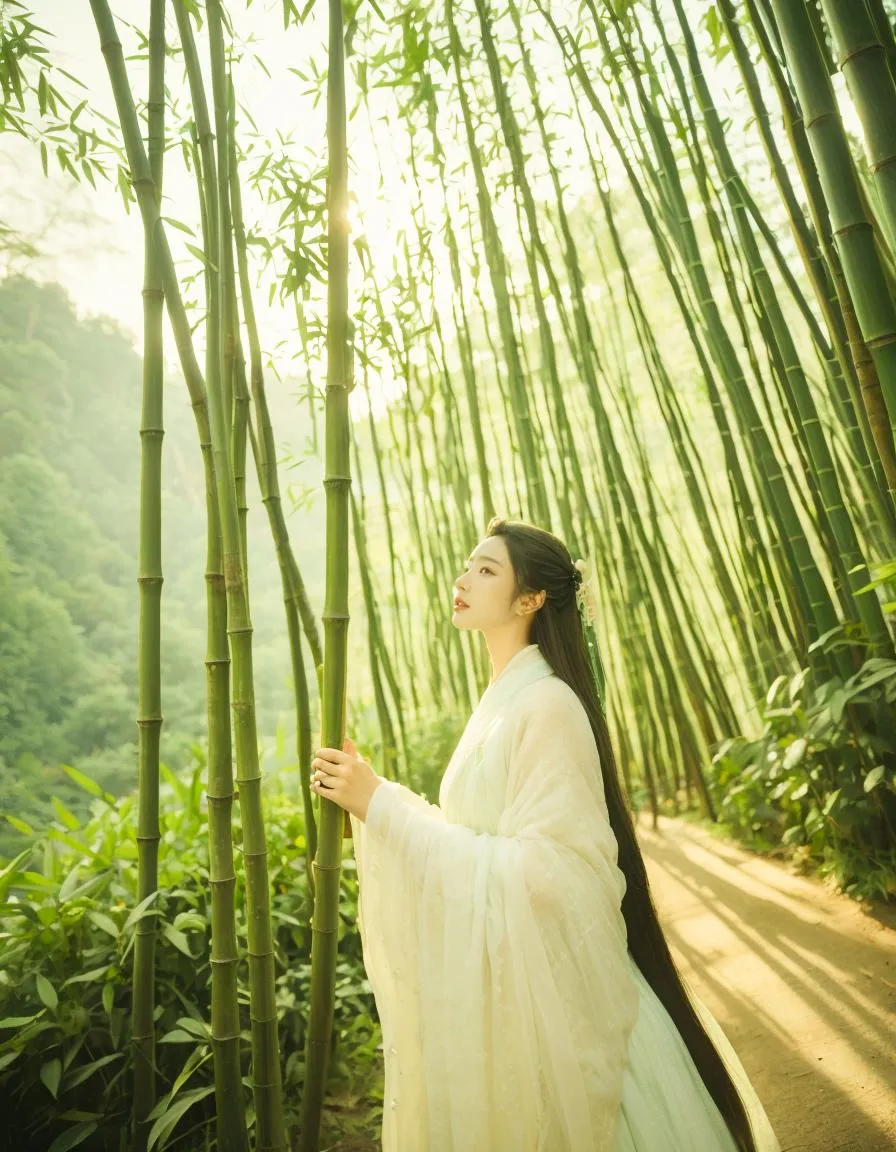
349, 680, 639, 1152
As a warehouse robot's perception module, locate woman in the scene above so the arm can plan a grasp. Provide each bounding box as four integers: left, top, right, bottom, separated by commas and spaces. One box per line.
310, 518, 780, 1151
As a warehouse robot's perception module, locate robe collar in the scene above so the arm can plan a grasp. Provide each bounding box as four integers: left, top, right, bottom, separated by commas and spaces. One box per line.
478, 642, 555, 715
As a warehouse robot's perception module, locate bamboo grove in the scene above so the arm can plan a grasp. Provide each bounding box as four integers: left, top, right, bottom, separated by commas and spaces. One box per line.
2, 0, 893, 1146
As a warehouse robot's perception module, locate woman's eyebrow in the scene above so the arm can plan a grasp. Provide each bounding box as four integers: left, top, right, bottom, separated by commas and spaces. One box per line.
466, 554, 504, 566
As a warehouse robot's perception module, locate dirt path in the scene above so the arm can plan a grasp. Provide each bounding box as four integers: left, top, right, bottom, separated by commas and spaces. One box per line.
636, 815, 896, 1152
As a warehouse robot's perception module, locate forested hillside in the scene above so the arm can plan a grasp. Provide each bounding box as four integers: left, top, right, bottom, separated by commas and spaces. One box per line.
0, 277, 325, 848
0, 278, 202, 837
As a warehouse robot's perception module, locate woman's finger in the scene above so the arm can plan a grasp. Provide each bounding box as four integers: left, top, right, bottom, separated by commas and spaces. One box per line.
312, 776, 343, 797
311, 757, 348, 776
316, 747, 349, 764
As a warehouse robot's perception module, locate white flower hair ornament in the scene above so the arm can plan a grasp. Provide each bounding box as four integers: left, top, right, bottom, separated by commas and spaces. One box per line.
573, 556, 607, 706
573, 557, 600, 629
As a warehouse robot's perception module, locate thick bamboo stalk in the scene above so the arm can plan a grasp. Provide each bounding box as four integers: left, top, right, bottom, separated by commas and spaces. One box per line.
822, 0, 896, 255
91, 3, 284, 1146
743, 0, 896, 517
717, 0, 885, 495
204, 7, 285, 1148
131, 3, 165, 1145
766, 0, 896, 470
671, 0, 891, 654
865, 0, 896, 82
170, 8, 248, 1145
229, 101, 323, 873
300, 0, 352, 1147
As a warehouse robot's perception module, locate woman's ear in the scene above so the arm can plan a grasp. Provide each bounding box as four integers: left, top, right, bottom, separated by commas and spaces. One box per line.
519, 589, 546, 615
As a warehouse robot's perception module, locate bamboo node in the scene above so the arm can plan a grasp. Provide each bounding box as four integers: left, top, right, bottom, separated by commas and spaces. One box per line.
870, 154, 896, 175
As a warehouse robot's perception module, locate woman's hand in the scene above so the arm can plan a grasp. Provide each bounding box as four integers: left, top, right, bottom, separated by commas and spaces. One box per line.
310, 737, 383, 823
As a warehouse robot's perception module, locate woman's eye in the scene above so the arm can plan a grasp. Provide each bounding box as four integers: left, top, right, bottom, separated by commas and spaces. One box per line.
480, 567, 492, 575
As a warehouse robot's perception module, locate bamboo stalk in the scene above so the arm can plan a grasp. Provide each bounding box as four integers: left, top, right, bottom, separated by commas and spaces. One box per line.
228, 91, 323, 871
766, 0, 896, 474
203, 6, 285, 1148
822, 0, 896, 255
300, 0, 352, 1147
131, 3, 165, 1145
170, 8, 248, 1145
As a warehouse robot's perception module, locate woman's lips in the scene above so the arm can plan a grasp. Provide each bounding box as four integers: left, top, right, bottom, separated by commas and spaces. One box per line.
453, 598, 469, 610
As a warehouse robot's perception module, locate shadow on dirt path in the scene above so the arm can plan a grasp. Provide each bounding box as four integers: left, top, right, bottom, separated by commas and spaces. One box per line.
636, 815, 896, 1152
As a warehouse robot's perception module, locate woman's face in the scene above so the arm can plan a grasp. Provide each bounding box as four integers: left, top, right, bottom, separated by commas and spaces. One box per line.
452, 535, 518, 631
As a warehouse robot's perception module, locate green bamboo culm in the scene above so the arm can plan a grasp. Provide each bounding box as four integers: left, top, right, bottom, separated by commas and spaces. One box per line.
228, 88, 321, 883
820, 0, 896, 255
131, 2, 165, 1146
90, 1, 280, 1144
300, 0, 352, 1148
764, 0, 896, 461
203, 4, 286, 1148
170, 5, 249, 1145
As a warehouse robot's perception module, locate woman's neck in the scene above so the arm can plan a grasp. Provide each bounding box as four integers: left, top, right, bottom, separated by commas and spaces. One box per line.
486, 637, 535, 686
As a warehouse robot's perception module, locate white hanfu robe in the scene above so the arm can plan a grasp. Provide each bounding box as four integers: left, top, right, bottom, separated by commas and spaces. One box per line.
350, 643, 780, 1152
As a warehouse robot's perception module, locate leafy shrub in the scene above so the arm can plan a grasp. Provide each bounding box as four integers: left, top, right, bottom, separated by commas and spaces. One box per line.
0, 756, 382, 1151
710, 648, 896, 902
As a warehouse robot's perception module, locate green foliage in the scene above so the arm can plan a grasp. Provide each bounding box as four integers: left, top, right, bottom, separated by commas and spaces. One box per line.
403, 710, 466, 803
0, 2, 123, 192
710, 647, 896, 902
0, 761, 382, 1151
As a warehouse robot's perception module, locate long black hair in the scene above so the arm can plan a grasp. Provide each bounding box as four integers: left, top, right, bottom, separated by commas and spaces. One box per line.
487, 517, 758, 1152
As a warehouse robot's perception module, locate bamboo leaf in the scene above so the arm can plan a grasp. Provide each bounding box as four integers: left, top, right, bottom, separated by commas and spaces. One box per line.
0, 1013, 44, 1027
60, 1053, 122, 1092
161, 924, 194, 958
63, 966, 111, 988
146, 1086, 215, 1151
184, 242, 217, 270
36, 973, 58, 1012
173, 1016, 210, 1039
822, 789, 841, 816
57, 866, 81, 903
87, 911, 120, 938
5, 815, 33, 836
161, 215, 195, 236
46, 1122, 98, 1152
51, 798, 81, 831
123, 890, 160, 932
864, 766, 886, 792
41, 1057, 62, 1099
60, 765, 102, 797
37, 67, 48, 115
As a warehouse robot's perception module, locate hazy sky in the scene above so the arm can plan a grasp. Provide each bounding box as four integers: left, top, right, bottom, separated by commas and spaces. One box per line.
9, 1, 852, 391
11, 1, 422, 402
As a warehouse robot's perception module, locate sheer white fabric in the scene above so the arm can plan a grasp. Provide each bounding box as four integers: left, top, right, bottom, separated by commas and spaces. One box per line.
349, 644, 780, 1152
